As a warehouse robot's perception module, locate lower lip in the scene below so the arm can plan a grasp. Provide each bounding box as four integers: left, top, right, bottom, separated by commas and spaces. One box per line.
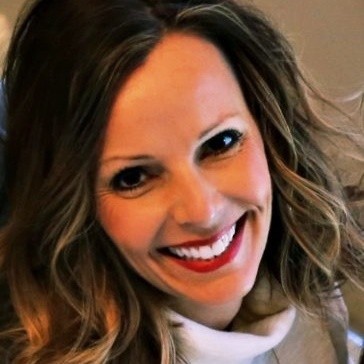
167, 216, 246, 273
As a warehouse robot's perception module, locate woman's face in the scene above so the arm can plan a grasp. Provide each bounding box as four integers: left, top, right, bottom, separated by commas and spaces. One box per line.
97, 33, 272, 322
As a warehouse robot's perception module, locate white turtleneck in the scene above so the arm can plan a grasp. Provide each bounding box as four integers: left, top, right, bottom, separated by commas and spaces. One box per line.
170, 306, 295, 364
168, 276, 350, 363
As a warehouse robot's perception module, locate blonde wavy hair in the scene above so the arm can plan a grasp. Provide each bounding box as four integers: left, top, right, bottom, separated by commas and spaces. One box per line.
0, 0, 363, 362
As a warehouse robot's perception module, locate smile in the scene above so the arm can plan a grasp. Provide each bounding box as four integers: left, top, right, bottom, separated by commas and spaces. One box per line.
160, 214, 247, 273
167, 224, 236, 260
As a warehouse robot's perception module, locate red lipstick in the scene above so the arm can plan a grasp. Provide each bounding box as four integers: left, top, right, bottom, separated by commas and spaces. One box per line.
166, 215, 246, 273
171, 225, 234, 249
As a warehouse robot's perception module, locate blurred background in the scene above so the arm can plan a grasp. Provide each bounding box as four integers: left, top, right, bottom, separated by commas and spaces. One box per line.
0, 0, 363, 343
1, 0, 363, 93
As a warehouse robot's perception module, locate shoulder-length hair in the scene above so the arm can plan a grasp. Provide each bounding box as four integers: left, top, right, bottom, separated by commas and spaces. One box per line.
1, 0, 363, 362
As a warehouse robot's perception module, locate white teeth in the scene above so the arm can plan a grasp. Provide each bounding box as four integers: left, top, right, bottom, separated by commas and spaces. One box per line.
189, 247, 200, 259
212, 240, 225, 256
181, 247, 192, 259
173, 249, 184, 258
167, 224, 236, 261
221, 234, 228, 248
199, 245, 214, 260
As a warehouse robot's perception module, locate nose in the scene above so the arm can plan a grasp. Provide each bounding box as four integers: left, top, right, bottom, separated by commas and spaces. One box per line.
169, 168, 224, 230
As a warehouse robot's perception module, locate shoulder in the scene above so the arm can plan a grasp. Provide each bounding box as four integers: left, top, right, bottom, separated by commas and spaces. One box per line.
275, 292, 361, 364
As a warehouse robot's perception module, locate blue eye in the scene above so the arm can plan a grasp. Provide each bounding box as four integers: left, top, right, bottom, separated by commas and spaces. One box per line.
198, 129, 243, 160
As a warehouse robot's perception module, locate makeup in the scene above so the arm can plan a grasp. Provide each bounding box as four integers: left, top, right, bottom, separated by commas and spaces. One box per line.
98, 33, 272, 311
162, 215, 247, 273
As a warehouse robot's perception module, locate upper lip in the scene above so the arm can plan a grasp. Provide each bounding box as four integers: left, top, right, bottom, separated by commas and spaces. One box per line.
161, 214, 246, 250
172, 226, 233, 248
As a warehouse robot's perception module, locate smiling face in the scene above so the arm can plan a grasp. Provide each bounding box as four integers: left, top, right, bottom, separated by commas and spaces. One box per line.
97, 33, 272, 327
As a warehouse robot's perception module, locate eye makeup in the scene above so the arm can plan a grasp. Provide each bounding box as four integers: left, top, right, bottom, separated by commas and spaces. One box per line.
197, 129, 244, 161
99, 116, 247, 198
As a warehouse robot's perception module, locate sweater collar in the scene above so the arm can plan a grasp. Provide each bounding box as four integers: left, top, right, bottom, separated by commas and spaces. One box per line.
169, 277, 296, 364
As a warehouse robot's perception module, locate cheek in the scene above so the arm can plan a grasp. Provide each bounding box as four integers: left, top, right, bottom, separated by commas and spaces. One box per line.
97, 196, 164, 253
227, 142, 272, 204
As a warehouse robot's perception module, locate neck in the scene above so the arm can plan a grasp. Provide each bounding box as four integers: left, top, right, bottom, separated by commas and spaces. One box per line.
171, 298, 242, 330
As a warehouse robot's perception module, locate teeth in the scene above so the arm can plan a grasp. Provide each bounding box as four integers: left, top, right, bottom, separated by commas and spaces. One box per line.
190, 247, 200, 259
212, 240, 225, 256
181, 247, 192, 259
167, 224, 236, 261
221, 234, 228, 248
199, 245, 213, 259
173, 249, 184, 258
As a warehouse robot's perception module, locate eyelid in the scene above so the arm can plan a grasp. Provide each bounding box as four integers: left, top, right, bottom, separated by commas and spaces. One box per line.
198, 116, 245, 145
110, 166, 146, 189
108, 164, 163, 198
197, 128, 244, 160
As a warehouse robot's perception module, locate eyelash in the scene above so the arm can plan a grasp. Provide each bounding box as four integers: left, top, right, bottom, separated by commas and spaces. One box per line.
198, 129, 243, 161
110, 166, 158, 195
109, 128, 243, 197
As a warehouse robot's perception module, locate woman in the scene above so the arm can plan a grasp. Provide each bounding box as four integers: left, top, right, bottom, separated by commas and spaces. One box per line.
0, 0, 363, 362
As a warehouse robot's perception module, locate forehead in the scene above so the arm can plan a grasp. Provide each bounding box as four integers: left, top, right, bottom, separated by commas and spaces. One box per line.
103, 33, 251, 157
111, 32, 244, 114
119, 32, 233, 92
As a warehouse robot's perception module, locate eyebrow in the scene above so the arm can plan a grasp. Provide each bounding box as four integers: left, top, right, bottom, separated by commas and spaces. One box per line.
100, 154, 153, 165
100, 112, 240, 165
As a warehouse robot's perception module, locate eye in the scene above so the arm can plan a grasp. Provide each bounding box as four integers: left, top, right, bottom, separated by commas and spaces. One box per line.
110, 166, 157, 197
198, 129, 243, 161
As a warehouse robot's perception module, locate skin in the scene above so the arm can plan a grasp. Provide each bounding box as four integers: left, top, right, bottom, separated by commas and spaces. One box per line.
97, 33, 272, 329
